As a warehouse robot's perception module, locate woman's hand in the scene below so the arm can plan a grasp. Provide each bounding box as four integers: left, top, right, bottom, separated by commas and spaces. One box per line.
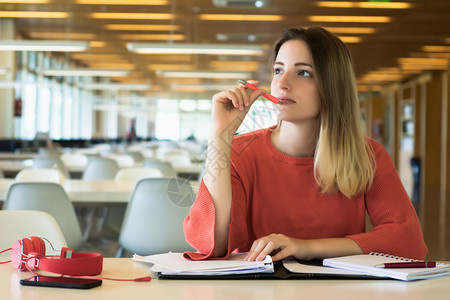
244, 234, 364, 262
211, 80, 266, 136
245, 234, 311, 262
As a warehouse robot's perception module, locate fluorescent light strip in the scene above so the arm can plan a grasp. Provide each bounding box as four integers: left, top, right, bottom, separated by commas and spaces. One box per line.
0, 40, 88, 52
29, 32, 96, 39
317, 1, 412, 9
40, 69, 130, 76
157, 70, 252, 79
324, 27, 376, 34
127, 43, 264, 55
171, 83, 241, 92
0, 11, 68, 18
199, 14, 283, 21
105, 24, 181, 31
118, 34, 185, 40
0, 0, 49, 3
339, 36, 362, 43
79, 83, 151, 90
308, 16, 391, 23
76, 0, 168, 4
422, 45, 450, 52
90, 12, 173, 19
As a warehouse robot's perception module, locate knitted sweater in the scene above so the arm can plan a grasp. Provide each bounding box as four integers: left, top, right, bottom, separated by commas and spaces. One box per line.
184, 127, 427, 260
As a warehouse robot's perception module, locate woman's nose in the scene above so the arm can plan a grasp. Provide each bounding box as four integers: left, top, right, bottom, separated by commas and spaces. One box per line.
277, 73, 291, 91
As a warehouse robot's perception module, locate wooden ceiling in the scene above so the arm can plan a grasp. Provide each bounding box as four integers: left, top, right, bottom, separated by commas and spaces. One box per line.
2, 0, 450, 98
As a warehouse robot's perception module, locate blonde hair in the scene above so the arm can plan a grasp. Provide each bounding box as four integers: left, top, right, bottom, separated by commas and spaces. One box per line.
271, 27, 375, 198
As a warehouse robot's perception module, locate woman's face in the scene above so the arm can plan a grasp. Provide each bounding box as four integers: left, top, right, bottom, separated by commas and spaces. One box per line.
270, 39, 320, 125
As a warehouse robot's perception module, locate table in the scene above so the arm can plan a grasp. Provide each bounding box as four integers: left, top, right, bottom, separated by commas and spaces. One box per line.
0, 159, 203, 180
1, 258, 450, 300
0, 179, 200, 205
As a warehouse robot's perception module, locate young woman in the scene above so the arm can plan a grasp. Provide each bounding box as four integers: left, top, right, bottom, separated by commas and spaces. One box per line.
184, 27, 427, 261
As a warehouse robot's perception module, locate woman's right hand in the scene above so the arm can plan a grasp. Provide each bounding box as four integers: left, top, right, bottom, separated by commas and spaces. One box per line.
211, 80, 266, 136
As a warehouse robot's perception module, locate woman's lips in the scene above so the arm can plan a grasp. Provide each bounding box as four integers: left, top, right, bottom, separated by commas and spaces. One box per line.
277, 96, 296, 104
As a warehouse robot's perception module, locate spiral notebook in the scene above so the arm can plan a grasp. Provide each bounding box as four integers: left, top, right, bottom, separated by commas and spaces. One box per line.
323, 253, 450, 281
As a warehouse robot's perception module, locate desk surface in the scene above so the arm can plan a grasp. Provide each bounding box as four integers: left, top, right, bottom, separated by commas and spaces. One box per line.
0, 179, 199, 205
2, 258, 450, 300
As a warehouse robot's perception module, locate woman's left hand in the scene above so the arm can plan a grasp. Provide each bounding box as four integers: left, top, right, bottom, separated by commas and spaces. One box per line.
244, 233, 311, 262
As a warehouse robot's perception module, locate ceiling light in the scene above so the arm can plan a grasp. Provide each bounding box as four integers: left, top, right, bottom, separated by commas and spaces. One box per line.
40, 69, 130, 76
127, 43, 264, 55
338, 36, 362, 43
308, 16, 391, 23
422, 45, 450, 52
89, 12, 173, 19
0, 11, 68, 18
28, 32, 96, 39
0, 40, 89, 52
118, 34, 185, 40
0, 0, 49, 3
105, 24, 181, 31
79, 83, 151, 90
316, 1, 412, 9
76, 0, 168, 4
199, 14, 283, 21
324, 27, 376, 34
147, 64, 195, 71
157, 70, 252, 79
171, 83, 241, 92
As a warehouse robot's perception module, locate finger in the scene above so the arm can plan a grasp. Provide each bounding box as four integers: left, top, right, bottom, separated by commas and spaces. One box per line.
255, 240, 278, 261
246, 239, 268, 261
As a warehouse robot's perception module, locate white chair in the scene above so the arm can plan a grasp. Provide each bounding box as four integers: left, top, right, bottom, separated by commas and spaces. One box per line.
82, 157, 119, 180
0, 210, 67, 257
33, 155, 70, 178
117, 177, 196, 256
100, 167, 164, 240
104, 154, 135, 167
60, 153, 88, 168
163, 153, 192, 168
114, 167, 163, 183
142, 161, 176, 177
3, 182, 84, 250
15, 168, 66, 184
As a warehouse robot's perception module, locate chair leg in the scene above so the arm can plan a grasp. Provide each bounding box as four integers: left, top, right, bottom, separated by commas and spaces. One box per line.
116, 246, 124, 258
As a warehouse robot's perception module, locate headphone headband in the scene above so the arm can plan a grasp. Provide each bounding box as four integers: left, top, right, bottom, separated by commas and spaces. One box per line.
11, 237, 103, 276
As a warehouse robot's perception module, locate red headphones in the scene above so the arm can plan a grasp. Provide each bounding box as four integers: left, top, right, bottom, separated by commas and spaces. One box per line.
11, 236, 103, 276
1, 236, 151, 282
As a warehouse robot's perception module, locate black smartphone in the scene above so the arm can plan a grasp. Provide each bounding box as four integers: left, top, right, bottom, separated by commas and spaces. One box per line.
20, 276, 102, 289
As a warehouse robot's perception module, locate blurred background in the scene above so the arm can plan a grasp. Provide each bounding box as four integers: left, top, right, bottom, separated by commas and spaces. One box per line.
0, 0, 449, 259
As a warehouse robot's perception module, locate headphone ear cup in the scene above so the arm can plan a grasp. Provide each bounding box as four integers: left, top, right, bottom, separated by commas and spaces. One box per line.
29, 236, 46, 256
11, 238, 33, 271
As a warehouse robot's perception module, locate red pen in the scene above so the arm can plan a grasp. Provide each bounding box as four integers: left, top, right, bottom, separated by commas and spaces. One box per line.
239, 80, 279, 104
375, 262, 436, 268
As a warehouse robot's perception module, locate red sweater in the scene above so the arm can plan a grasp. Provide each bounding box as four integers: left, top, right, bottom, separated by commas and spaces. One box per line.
184, 127, 427, 260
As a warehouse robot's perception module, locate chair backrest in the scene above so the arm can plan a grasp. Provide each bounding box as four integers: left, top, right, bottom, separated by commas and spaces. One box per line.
142, 161, 176, 177
82, 157, 119, 180
60, 153, 88, 168
119, 178, 196, 255
0, 210, 68, 256
163, 152, 192, 168
114, 167, 163, 183
15, 168, 66, 184
3, 182, 84, 250
104, 154, 135, 167
33, 155, 70, 178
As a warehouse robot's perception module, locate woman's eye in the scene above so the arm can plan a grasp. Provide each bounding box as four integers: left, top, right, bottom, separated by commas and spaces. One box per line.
299, 70, 312, 77
273, 68, 282, 75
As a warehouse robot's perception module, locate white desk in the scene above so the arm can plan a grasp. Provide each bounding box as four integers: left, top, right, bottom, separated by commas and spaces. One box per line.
0, 179, 200, 205
1, 258, 450, 300
0, 159, 203, 179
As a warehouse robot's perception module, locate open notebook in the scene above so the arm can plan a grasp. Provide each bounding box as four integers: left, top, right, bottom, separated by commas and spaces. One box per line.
323, 253, 450, 281
133, 253, 378, 280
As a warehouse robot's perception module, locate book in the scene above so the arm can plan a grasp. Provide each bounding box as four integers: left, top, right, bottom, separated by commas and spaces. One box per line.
323, 253, 450, 281
132, 252, 378, 280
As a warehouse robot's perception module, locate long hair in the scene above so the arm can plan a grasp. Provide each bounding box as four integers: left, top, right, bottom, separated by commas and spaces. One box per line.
271, 27, 375, 198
